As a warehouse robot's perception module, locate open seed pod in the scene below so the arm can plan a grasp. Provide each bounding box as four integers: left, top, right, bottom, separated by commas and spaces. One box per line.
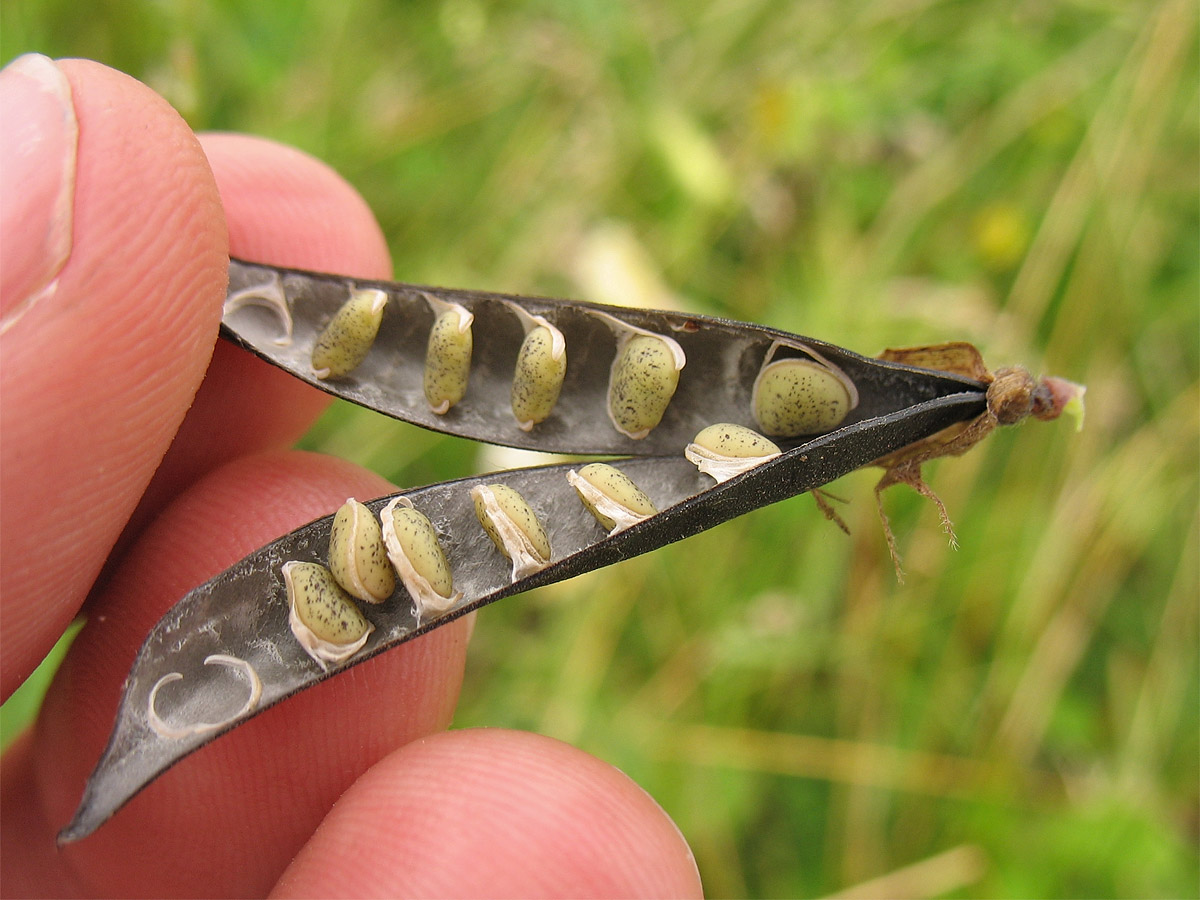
221, 259, 976, 455
58, 259, 1083, 845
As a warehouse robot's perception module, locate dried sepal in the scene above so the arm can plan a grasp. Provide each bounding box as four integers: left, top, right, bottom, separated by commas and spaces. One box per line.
282, 561, 374, 670
878, 342, 990, 381
423, 293, 473, 414
685, 423, 782, 483
471, 483, 551, 580
328, 498, 395, 604
752, 342, 859, 438
872, 343, 1086, 580
380, 496, 462, 624
311, 288, 387, 379
567, 463, 658, 534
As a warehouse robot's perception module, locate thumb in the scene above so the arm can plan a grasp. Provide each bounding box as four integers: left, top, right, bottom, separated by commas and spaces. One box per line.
0, 55, 228, 699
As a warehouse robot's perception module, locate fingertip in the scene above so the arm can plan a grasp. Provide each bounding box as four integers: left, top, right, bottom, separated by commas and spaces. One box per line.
0, 732, 81, 898
273, 729, 704, 899
124, 134, 396, 532
199, 132, 391, 278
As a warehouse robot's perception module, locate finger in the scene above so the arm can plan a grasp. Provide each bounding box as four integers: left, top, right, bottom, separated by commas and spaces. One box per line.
111, 133, 393, 559
0, 56, 227, 699
8, 451, 470, 898
0, 734, 78, 899
273, 729, 703, 899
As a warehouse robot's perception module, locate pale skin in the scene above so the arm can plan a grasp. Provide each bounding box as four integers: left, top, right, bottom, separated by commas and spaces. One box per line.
0, 56, 702, 898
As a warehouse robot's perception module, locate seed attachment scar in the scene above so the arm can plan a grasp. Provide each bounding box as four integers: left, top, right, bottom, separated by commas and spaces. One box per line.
147, 654, 263, 740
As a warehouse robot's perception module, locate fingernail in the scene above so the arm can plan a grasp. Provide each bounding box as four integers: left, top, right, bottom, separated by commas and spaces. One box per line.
0, 54, 78, 332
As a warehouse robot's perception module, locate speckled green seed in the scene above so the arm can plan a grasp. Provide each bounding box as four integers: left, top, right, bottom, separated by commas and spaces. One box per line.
571, 463, 657, 531
285, 562, 372, 644
311, 289, 386, 379
328, 499, 395, 604
424, 309, 473, 413
685, 423, 783, 483
691, 423, 781, 458
753, 359, 853, 437
512, 325, 566, 430
384, 504, 455, 599
608, 334, 681, 439
473, 484, 551, 563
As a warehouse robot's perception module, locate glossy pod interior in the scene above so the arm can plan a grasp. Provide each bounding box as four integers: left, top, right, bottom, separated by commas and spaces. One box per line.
222, 258, 983, 455
59, 388, 985, 845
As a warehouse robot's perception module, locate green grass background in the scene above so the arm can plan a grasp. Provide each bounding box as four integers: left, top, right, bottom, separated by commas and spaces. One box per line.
3, 1, 1197, 896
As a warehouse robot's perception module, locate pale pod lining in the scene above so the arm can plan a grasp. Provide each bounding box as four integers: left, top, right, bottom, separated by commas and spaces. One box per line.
471, 483, 552, 581
223, 273, 293, 346
595, 311, 687, 440
752, 341, 859, 438
506, 301, 567, 431
283, 560, 375, 671
147, 654, 263, 740
567, 463, 658, 535
311, 288, 388, 380
685, 423, 782, 483
423, 293, 474, 415
380, 496, 463, 625
328, 497, 395, 604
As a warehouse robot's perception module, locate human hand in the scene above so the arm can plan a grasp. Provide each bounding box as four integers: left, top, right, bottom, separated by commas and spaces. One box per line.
0, 55, 702, 898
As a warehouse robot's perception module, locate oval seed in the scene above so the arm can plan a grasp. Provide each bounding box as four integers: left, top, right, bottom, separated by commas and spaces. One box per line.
423, 296, 473, 414
608, 334, 684, 439
311, 288, 387, 379
567, 463, 657, 535
471, 483, 551, 580
752, 357, 856, 437
328, 498, 395, 604
685, 423, 782, 483
380, 496, 461, 624
282, 561, 374, 671
511, 322, 567, 431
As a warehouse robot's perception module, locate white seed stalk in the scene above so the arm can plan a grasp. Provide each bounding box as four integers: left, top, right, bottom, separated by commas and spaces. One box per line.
147, 655, 263, 740
685, 423, 782, 483
223, 273, 293, 346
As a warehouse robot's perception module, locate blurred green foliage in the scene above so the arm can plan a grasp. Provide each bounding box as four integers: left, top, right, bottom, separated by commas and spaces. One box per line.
3, 1, 1197, 896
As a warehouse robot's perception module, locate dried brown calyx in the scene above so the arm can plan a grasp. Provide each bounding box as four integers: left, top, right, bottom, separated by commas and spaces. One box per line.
873, 342, 1085, 580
